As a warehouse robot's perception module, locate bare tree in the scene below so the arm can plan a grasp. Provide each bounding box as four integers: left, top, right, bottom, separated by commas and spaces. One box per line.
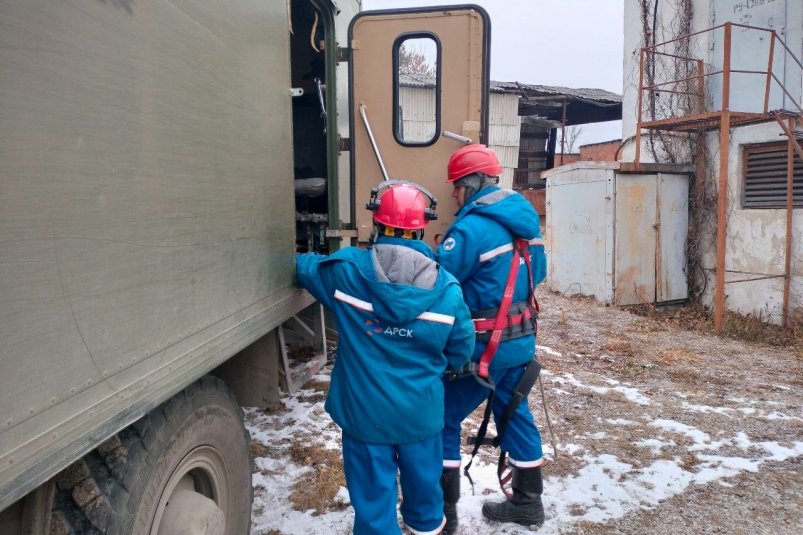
399, 45, 436, 78
561, 125, 584, 153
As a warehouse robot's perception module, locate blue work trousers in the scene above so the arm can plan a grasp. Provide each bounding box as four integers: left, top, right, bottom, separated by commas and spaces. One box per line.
442, 362, 543, 467
342, 432, 446, 535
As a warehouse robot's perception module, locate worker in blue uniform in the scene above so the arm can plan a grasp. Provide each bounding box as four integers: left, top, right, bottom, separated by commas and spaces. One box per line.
296, 180, 475, 535
435, 144, 548, 531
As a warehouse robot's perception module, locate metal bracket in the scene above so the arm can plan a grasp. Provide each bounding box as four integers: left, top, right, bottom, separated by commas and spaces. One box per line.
338, 136, 351, 152
277, 304, 328, 394
337, 46, 351, 63
325, 229, 359, 239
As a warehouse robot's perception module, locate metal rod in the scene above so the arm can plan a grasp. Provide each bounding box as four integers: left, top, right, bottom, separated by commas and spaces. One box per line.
771, 31, 803, 71
648, 23, 778, 51
729, 69, 772, 75
724, 274, 785, 284
783, 117, 795, 326
648, 23, 728, 49
643, 70, 723, 90
770, 73, 803, 113
645, 89, 701, 96
442, 130, 472, 145
774, 114, 803, 161
648, 50, 700, 62
359, 104, 390, 182
714, 23, 732, 334
559, 98, 567, 165
635, 48, 645, 169
764, 34, 776, 113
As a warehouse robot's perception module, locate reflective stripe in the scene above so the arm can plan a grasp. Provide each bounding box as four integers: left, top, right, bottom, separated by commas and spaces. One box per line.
417, 311, 455, 325
333, 290, 374, 312
479, 242, 514, 262
335, 290, 455, 325
443, 459, 461, 468
407, 517, 446, 535
479, 238, 544, 263
508, 456, 544, 469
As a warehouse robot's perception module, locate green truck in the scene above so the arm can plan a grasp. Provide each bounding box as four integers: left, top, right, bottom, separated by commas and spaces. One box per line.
0, 1, 491, 532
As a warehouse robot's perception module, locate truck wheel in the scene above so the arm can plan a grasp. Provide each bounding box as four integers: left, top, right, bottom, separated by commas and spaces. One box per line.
49, 376, 252, 535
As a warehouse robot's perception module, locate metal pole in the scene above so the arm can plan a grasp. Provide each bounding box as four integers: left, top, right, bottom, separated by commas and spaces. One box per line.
714, 23, 732, 334
763, 33, 776, 113
559, 98, 567, 165
359, 104, 390, 182
782, 117, 794, 327
635, 49, 645, 169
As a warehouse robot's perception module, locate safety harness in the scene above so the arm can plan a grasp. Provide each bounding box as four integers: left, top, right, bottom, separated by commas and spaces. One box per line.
450, 238, 542, 496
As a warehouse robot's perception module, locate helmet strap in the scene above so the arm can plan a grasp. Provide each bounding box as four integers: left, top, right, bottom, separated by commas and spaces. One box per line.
374, 223, 424, 241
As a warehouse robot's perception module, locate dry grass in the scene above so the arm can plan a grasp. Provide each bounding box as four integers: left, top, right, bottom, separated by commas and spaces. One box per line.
659, 347, 700, 366
288, 443, 348, 515
602, 337, 636, 356
288, 343, 319, 362
620, 301, 802, 350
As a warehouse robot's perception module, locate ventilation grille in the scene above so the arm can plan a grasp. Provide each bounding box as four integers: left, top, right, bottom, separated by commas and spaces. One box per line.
743, 142, 803, 209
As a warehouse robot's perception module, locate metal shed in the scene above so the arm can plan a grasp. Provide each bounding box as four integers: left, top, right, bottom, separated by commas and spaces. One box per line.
543, 161, 691, 305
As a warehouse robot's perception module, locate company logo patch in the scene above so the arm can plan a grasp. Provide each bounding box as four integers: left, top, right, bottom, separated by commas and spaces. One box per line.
364, 318, 413, 338
442, 237, 456, 251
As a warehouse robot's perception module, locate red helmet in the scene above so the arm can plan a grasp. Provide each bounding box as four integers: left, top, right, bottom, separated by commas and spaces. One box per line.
367, 181, 437, 230
447, 144, 502, 182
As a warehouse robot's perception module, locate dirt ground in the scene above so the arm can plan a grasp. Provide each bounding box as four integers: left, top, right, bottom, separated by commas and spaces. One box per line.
248, 291, 802, 534
523, 291, 803, 534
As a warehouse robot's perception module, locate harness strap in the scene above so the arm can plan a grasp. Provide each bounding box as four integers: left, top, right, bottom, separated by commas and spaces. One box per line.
476, 239, 529, 378
495, 359, 541, 497
472, 308, 532, 332
463, 359, 541, 493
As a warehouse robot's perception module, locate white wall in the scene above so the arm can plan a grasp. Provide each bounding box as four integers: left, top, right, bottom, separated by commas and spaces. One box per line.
488, 92, 521, 189
396, 88, 521, 188
698, 123, 802, 323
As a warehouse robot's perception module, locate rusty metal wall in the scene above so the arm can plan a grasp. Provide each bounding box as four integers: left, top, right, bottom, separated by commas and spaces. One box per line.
614, 175, 659, 305
657, 174, 690, 302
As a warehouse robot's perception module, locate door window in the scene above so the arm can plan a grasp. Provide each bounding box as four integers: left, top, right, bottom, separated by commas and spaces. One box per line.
393, 34, 440, 146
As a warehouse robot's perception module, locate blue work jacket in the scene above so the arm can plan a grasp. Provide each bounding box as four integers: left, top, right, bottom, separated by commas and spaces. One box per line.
296, 236, 475, 444
435, 187, 547, 371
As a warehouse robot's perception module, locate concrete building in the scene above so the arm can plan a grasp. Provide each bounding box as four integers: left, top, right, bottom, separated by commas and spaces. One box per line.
619, 0, 802, 325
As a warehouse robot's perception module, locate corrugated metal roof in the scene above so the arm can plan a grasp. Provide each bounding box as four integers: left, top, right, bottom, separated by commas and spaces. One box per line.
399, 73, 436, 88
397, 75, 621, 125
398, 76, 621, 106
490, 81, 622, 106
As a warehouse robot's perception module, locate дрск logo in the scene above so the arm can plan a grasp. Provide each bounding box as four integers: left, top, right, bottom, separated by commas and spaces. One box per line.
364, 318, 413, 338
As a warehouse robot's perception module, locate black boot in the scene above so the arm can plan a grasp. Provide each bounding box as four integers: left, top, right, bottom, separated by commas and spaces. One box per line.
481, 466, 545, 528
440, 467, 460, 533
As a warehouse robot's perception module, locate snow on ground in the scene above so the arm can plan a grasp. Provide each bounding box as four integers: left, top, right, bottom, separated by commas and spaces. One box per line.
245, 342, 803, 534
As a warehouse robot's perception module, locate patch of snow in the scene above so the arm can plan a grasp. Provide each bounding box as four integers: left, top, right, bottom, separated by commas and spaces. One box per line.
649, 419, 710, 444
537, 345, 563, 357
606, 418, 636, 426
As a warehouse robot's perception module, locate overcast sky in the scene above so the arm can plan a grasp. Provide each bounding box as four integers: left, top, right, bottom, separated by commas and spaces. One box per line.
361, 0, 625, 147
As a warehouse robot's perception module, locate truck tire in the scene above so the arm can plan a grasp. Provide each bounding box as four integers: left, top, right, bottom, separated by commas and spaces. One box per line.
48, 376, 252, 535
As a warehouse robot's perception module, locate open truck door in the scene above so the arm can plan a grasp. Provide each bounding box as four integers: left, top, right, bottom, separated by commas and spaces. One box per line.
348, 5, 490, 246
